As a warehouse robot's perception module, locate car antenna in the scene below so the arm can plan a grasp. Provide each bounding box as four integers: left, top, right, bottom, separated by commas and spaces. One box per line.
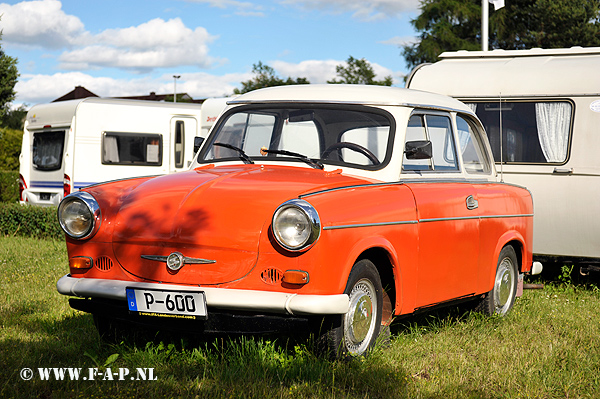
499, 92, 504, 183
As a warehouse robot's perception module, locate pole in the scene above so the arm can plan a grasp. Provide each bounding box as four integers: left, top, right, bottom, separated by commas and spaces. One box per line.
173, 75, 181, 102
482, 0, 489, 51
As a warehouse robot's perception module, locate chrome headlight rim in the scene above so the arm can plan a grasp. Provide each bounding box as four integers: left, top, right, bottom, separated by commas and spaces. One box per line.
272, 199, 321, 252
57, 191, 101, 240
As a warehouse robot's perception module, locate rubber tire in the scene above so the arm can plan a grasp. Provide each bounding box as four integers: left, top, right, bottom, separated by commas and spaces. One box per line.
477, 246, 518, 316
321, 259, 383, 358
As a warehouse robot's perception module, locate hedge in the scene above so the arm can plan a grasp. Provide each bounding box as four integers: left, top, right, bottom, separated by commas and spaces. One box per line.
0, 170, 19, 203
0, 203, 64, 240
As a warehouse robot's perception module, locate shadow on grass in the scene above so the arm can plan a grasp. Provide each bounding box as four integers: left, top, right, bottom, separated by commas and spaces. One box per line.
1, 302, 411, 399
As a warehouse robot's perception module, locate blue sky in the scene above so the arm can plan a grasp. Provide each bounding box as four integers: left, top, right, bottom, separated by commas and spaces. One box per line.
0, 0, 420, 107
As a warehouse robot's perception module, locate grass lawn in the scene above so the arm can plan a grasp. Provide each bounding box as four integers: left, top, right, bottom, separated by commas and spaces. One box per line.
1, 236, 599, 398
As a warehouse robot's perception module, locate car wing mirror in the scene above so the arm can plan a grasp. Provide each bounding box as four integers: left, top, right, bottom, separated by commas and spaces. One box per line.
194, 137, 205, 154
404, 140, 433, 160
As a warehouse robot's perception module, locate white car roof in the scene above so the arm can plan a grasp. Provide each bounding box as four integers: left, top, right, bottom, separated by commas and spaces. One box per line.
228, 84, 475, 115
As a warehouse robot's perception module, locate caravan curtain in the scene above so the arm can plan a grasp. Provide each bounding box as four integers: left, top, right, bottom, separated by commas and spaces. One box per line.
535, 102, 571, 162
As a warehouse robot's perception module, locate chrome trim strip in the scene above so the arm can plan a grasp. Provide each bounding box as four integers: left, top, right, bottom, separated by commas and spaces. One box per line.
420, 214, 534, 223
324, 220, 417, 230
323, 213, 533, 230
56, 274, 349, 316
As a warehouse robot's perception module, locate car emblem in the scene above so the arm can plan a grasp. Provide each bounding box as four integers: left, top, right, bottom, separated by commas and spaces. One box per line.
141, 252, 216, 271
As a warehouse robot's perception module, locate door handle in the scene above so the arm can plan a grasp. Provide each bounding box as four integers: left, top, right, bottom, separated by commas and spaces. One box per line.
553, 168, 573, 175
466, 195, 479, 210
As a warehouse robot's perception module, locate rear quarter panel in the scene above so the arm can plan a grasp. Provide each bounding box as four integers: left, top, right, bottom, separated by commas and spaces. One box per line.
475, 182, 534, 293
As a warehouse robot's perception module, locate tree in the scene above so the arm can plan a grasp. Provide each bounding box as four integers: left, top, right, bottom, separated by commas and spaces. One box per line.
2, 104, 27, 130
234, 62, 310, 94
328, 56, 393, 86
402, 0, 600, 70
0, 19, 19, 124
0, 127, 22, 171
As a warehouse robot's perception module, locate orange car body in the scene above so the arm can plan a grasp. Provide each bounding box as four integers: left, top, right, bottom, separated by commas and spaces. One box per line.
57, 85, 534, 355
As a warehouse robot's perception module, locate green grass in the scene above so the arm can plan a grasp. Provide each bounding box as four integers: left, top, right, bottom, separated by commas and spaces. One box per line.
1, 236, 600, 398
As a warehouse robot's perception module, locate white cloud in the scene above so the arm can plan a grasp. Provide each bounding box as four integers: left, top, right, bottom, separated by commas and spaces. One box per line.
58, 18, 219, 71
279, 0, 420, 21
380, 36, 419, 47
271, 60, 339, 83
182, 0, 265, 16
15, 71, 247, 106
271, 59, 404, 85
0, 0, 88, 48
0, 1, 220, 71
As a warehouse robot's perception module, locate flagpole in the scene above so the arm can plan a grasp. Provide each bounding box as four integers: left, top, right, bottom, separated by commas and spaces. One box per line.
482, 0, 489, 51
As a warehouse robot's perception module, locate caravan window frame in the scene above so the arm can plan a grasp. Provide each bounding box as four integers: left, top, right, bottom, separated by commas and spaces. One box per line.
101, 131, 163, 166
32, 130, 65, 171
463, 99, 574, 166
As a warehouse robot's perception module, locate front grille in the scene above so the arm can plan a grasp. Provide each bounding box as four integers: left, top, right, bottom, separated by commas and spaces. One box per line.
96, 256, 113, 272
260, 268, 283, 285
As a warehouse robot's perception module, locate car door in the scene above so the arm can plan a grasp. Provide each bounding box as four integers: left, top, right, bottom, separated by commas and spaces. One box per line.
402, 113, 481, 308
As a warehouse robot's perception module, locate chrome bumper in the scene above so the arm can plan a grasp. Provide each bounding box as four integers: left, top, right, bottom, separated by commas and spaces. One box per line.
56, 274, 350, 316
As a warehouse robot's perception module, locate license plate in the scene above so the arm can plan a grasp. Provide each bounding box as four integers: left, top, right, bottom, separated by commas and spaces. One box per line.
126, 287, 207, 320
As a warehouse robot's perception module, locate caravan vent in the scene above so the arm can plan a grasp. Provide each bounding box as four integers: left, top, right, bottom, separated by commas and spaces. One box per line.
96, 256, 113, 272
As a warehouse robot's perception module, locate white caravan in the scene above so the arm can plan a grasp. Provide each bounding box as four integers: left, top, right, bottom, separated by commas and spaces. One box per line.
19, 97, 229, 206
407, 47, 600, 273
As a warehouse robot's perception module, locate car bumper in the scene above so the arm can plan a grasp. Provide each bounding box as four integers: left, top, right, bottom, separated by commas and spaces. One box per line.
56, 274, 350, 316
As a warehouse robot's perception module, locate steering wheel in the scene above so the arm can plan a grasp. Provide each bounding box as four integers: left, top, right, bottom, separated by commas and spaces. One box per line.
322, 142, 380, 165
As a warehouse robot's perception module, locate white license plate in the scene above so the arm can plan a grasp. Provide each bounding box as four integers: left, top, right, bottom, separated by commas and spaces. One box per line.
126, 287, 207, 319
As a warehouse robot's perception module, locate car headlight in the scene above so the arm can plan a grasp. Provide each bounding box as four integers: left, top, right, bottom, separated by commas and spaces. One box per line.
57, 192, 101, 239
272, 199, 320, 251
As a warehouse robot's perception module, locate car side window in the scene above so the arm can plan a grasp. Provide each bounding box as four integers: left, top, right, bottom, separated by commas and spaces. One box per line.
456, 115, 491, 174
402, 113, 458, 172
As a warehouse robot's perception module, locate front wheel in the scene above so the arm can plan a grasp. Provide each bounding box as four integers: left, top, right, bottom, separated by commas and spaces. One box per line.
477, 246, 518, 316
320, 259, 383, 358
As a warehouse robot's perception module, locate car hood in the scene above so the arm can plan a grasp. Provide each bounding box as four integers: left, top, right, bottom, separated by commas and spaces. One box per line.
105, 164, 372, 285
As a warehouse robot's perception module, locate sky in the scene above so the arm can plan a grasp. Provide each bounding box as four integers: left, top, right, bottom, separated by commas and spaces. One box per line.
0, 0, 421, 108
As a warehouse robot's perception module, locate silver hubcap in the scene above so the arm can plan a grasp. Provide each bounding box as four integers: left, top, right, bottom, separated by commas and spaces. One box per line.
494, 257, 515, 314
344, 278, 377, 355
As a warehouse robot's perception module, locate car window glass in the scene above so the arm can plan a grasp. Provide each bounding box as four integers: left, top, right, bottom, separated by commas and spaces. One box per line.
201, 107, 392, 169
427, 115, 458, 171
402, 114, 458, 172
402, 115, 430, 171
340, 126, 389, 166
457, 115, 491, 174
280, 120, 320, 158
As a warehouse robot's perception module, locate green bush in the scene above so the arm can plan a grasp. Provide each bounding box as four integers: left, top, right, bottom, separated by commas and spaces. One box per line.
0, 203, 63, 240
0, 127, 23, 171
0, 170, 19, 203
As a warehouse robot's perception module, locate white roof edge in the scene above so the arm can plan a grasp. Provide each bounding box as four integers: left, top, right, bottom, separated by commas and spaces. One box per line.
440, 46, 600, 59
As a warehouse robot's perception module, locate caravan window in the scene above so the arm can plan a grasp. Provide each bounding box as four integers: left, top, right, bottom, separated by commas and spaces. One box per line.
466, 101, 572, 164
174, 121, 185, 168
102, 132, 162, 166
32, 130, 65, 171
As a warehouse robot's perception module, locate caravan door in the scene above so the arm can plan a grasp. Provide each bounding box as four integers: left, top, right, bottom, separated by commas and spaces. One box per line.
170, 117, 198, 172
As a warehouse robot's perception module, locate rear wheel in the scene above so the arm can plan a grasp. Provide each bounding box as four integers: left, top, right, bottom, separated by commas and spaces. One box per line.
478, 246, 518, 316
321, 259, 383, 358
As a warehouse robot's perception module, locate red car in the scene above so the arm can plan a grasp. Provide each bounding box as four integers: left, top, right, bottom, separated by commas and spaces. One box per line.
57, 85, 537, 357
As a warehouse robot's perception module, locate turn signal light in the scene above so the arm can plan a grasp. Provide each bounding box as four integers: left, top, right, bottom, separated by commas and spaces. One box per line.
282, 270, 309, 285
69, 256, 93, 271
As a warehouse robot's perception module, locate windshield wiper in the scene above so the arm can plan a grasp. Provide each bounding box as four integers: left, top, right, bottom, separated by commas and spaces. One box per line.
260, 147, 324, 170
213, 142, 254, 164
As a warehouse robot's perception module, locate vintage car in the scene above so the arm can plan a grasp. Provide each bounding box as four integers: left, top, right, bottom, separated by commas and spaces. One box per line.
56, 85, 538, 357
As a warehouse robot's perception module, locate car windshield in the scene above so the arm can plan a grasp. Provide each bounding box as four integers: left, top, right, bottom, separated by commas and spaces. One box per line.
198, 106, 393, 169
